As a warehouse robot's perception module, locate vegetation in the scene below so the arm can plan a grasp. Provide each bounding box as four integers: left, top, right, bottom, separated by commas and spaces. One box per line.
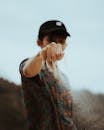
0, 78, 104, 130
73, 90, 104, 130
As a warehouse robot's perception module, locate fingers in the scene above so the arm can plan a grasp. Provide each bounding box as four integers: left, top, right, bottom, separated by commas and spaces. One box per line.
46, 44, 57, 62
55, 43, 64, 60
46, 42, 64, 62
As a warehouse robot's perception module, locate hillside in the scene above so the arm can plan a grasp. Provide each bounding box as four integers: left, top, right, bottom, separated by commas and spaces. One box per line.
0, 78, 104, 130
72, 90, 104, 129
0, 78, 28, 130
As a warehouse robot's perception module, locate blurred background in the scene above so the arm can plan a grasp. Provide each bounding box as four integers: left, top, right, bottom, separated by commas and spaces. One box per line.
0, 0, 104, 93
0, 0, 104, 129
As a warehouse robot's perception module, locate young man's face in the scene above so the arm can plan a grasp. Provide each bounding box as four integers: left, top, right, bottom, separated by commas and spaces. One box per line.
38, 34, 67, 51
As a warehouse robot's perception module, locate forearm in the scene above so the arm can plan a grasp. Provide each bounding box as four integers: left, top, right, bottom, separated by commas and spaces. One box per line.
23, 50, 46, 77
22, 43, 63, 77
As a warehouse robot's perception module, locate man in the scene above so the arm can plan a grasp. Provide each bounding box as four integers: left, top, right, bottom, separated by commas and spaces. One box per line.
19, 20, 77, 130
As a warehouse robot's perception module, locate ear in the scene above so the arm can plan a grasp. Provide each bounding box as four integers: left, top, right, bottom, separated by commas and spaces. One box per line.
37, 39, 43, 47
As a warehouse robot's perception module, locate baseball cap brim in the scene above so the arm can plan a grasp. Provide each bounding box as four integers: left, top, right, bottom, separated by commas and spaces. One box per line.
43, 28, 71, 37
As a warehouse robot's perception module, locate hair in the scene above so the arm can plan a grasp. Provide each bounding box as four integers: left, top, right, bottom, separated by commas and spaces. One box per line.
38, 30, 67, 42
38, 33, 47, 41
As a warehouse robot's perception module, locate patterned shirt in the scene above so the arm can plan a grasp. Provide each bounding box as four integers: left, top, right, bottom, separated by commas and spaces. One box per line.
19, 59, 76, 130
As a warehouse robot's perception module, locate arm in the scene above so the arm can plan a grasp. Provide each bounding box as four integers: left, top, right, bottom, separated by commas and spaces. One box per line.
22, 47, 47, 78
22, 43, 64, 77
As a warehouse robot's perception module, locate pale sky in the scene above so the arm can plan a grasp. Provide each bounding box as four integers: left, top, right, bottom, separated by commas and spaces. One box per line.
0, 0, 104, 93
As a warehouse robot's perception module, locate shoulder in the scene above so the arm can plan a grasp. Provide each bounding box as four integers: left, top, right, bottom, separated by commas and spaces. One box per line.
19, 58, 29, 75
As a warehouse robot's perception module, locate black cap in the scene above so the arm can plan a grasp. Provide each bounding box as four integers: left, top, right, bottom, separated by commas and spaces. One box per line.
38, 20, 71, 39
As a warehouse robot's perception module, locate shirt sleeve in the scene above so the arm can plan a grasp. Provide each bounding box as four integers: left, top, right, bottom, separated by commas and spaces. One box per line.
19, 58, 29, 76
